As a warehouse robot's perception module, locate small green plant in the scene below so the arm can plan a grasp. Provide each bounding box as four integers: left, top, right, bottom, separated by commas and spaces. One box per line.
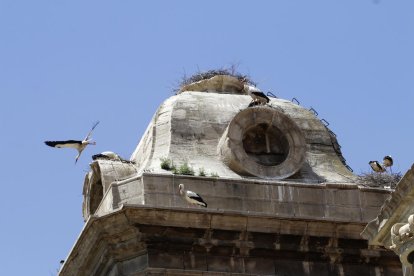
210, 172, 219, 178
177, 162, 195, 176
198, 167, 206, 177
160, 157, 172, 170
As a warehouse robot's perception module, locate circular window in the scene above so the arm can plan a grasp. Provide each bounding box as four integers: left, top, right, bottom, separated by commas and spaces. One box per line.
218, 106, 306, 179
242, 123, 289, 166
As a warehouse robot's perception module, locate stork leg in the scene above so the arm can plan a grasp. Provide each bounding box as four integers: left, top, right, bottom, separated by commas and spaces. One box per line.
75, 150, 83, 164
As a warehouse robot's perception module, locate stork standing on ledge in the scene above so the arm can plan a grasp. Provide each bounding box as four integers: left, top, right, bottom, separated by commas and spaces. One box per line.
178, 184, 207, 208
243, 84, 270, 106
369, 160, 386, 173
45, 121, 100, 164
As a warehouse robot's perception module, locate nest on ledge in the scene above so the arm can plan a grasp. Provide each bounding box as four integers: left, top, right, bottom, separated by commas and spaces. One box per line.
357, 172, 402, 189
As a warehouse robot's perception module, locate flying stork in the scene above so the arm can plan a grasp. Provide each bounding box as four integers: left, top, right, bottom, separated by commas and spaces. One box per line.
45, 121, 100, 164
369, 160, 386, 173
178, 184, 207, 208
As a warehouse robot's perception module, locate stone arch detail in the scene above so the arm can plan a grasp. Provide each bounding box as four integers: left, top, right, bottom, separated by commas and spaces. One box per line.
218, 106, 306, 179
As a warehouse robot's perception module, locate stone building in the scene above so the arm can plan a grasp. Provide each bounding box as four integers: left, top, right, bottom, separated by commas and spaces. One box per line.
59, 75, 402, 275
362, 166, 414, 276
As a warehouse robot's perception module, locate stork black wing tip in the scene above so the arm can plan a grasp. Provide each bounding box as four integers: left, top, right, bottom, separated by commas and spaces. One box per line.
44, 141, 54, 147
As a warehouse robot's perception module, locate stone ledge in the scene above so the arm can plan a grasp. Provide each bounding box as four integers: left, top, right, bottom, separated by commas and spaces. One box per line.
59, 205, 400, 276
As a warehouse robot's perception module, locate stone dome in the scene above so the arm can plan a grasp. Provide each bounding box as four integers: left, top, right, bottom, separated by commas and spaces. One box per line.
131, 75, 355, 183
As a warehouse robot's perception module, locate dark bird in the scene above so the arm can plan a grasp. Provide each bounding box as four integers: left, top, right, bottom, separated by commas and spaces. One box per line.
92, 151, 134, 163
178, 184, 207, 208
383, 155, 393, 168
383, 155, 393, 173
45, 121, 100, 163
243, 84, 270, 105
92, 151, 121, 161
369, 160, 386, 173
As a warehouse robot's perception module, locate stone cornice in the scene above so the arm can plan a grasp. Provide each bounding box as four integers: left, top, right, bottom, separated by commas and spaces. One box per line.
362, 164, 414, 248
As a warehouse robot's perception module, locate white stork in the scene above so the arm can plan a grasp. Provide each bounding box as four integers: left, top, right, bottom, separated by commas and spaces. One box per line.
243, 84, 270, 105
45, 121, 100, 164
92, 151, 121, 161
383, 155, 393, 168
91, 151, 134, 163
369, 160, 386, 173
178, 184, 207, 208
383, 155, 394, 173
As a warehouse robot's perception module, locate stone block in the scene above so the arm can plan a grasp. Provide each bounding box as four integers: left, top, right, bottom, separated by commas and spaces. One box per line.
206, 256, 244, 273
271, 185, 298, 203
336, 224, 365, 240
273, 202, 297, 217
278, 221, 308, 236
244, 183, 266, 200
120, 255, 148, 274
212, 181, 246, 198
360, 191, 390, 207
326, 189, 361, 206
244, 199, 274, 213
325, 205, 362, 222
297, 203, 326, 218
306, 222, 336, 238
342, 263, 373, 276
308, 262, 330, 276
183, 252, 207, 271
295, 187, 327, 204
361, 206, 383, 222
245, 257, 275, 274
247, 217, 281, 233
211, 214, 246, 231
274, 259, 305, 275
207, 196, 244, 212
148, 251, 183, 269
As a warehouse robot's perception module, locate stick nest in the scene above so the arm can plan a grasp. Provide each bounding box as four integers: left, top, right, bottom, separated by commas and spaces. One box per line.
177, 67, 256, 92
357, 172, 402, 189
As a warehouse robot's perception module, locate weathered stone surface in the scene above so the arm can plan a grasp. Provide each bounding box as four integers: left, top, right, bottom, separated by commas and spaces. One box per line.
84, 173, 392, 225
129, 91, 355, 182
61, 81, 402, 275
59, 206, 401, 276
362, 165, 414, 272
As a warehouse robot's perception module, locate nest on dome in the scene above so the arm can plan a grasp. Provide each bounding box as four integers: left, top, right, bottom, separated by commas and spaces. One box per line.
176, 67, 256, 94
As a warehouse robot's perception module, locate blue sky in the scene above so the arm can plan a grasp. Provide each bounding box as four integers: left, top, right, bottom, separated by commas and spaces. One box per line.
0, 1, 413, 275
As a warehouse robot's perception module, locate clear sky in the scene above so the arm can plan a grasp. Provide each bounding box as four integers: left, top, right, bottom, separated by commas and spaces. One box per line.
0, 1, 413, 275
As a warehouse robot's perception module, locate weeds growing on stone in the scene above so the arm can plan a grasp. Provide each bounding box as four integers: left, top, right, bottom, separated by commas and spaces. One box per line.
198, 167, 206, 177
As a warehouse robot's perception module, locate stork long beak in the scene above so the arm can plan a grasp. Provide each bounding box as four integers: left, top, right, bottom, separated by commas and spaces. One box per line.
85, 140, 96, 145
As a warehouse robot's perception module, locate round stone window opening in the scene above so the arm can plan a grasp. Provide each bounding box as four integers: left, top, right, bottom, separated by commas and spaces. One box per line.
242, 123, 289, 166
218, 106, 306, 179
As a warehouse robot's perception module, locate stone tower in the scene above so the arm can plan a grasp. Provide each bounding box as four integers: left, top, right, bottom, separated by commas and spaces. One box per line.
59, 75, 401, 275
